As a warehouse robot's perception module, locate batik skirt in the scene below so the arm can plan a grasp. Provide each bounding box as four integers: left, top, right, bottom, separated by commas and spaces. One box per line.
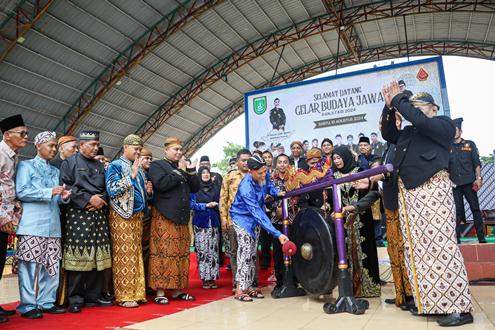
193, 226, 220, 281
109, 210, 146, 303
398, 170, 473, 314
148, 207, 190, 290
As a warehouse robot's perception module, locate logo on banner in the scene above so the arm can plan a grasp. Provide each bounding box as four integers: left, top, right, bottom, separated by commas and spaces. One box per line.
253, 96, 267, 115
416, 67, 429, 81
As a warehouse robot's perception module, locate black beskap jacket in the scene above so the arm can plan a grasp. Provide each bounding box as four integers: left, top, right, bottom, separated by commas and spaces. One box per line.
381, 93, 455, 190
148, 159, 200, 225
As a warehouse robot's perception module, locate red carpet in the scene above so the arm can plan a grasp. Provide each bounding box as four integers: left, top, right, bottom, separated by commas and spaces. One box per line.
1, 253, 273, 329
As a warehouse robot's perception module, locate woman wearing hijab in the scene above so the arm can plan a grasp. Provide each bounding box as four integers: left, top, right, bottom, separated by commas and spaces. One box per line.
190, 166, 221, 289
331, 146, 381, 298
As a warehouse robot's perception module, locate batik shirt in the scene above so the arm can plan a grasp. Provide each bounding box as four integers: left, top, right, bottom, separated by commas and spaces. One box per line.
219, 170, 245, 226
0, 140, 20, 227
106, 156, 146, 219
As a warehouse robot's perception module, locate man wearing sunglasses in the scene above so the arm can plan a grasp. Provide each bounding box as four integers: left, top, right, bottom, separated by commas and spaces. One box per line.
0, 114, 29, 323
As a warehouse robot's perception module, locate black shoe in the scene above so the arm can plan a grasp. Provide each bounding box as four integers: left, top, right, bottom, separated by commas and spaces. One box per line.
85, 298, 113, 307
376, 242, 385, 247
68, 305, 81, 313
0, 317, 7, 323
437, 312, 473, 327
102, 292, 115, 301
21, 309, 43, 319
0, 306, 15, 317
384, 298, 395, 305
478, 239, 487, 244
42, 306, 66, 314
400, 299, 415, 311
409, 306, 419, 316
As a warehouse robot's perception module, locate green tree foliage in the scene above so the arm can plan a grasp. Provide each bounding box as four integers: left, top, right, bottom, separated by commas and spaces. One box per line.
213, 142, 244, 175
480, 155, 494, 165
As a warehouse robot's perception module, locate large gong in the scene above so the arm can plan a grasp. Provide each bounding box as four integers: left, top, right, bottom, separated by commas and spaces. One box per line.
292, 207, 338, 295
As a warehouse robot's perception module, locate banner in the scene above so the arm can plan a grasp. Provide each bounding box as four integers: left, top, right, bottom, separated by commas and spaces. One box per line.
245, 57, 450, 157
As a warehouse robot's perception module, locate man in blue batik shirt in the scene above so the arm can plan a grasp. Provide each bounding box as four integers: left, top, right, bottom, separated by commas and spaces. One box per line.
230, 154, 289, 302
15, 132, 71, 319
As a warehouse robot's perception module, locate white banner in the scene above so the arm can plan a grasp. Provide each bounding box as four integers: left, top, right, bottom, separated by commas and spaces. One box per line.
245, 57, 449, 157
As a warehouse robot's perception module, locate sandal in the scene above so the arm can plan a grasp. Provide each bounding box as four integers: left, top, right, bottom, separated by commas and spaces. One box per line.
209, 281, 218, 289
172, 293, 196, 301
119, 301, 139, 308
234, 293, 253, 302
154, 296, 169, 305
247, 288, 265, 299
202, 281, 210, 289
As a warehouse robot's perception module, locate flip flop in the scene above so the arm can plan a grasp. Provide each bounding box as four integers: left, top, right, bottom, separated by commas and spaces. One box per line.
234, 293, 253, 302
154, 296, 169, 305
247, 288, 264, 299
172, 293, 196, 301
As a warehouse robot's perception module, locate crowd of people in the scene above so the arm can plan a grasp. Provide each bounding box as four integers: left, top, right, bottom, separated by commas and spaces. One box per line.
0, 80, 486, 327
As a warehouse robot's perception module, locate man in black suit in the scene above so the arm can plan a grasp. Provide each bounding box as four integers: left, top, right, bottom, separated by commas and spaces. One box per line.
269, 98, 286, 131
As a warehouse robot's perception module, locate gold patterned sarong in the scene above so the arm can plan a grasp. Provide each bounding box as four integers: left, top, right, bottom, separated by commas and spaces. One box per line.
148, 207, 190, 290
109, 210, 146, 303
385, 208, 412, 306
398, 171, 473, 314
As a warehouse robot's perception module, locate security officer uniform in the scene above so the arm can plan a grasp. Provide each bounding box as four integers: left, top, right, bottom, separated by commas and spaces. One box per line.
448, 118, 486, 243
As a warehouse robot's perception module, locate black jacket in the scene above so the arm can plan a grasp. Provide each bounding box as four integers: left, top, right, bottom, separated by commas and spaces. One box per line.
382, 142, 399, 210
289, 156, 309, 171
381, 94, 455, 190
148, 159, 200, 225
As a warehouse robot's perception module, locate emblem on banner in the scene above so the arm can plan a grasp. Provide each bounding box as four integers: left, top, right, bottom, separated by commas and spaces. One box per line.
416, 67, 429, 81
253, 96, 267, 115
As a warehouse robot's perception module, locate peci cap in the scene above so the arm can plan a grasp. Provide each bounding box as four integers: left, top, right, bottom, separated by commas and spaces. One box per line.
0, 114, 25, 133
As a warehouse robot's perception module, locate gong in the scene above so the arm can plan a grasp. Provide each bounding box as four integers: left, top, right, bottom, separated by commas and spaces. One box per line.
292, 207, 338, 295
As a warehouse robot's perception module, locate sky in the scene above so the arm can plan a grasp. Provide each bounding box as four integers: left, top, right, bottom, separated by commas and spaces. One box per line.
192, 56, 495, 167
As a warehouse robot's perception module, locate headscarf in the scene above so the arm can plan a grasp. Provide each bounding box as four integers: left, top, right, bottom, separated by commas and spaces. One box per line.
290, 140, 303, 149
164, 137, 182, 148
410, 92, 440, 109
333, 146, 356, 174
247, 154, 266, 170
57, 135, 77, 147
34, 131, 56, 145
306, 147, 322, 160
197, 166, 213, 192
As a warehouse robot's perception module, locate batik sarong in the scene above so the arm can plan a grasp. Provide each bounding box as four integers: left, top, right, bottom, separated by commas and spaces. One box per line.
148, 207, 190, 290
385, 208, 412, 306
193, 226, 220, 281
398, 170, 473, 314
62, 207, 111, 271
109, 210, 146, 302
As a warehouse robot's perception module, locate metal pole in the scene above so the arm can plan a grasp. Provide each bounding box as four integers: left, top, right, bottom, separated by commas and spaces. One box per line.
270, 44, 286, 85
403, 15, 410, 62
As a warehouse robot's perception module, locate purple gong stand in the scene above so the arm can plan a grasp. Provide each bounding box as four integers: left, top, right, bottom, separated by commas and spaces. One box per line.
279, 164, 393, 314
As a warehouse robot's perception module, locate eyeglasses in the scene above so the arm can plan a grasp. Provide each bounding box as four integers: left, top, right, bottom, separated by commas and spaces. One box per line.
8, 130, 28, 137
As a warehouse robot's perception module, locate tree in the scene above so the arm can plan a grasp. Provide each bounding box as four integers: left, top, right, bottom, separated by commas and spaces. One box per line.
213, 141, 244, 175
480, 154, 494, 165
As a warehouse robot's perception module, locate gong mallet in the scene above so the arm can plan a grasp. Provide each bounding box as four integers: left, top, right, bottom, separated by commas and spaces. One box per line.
271, 198, 306, 299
